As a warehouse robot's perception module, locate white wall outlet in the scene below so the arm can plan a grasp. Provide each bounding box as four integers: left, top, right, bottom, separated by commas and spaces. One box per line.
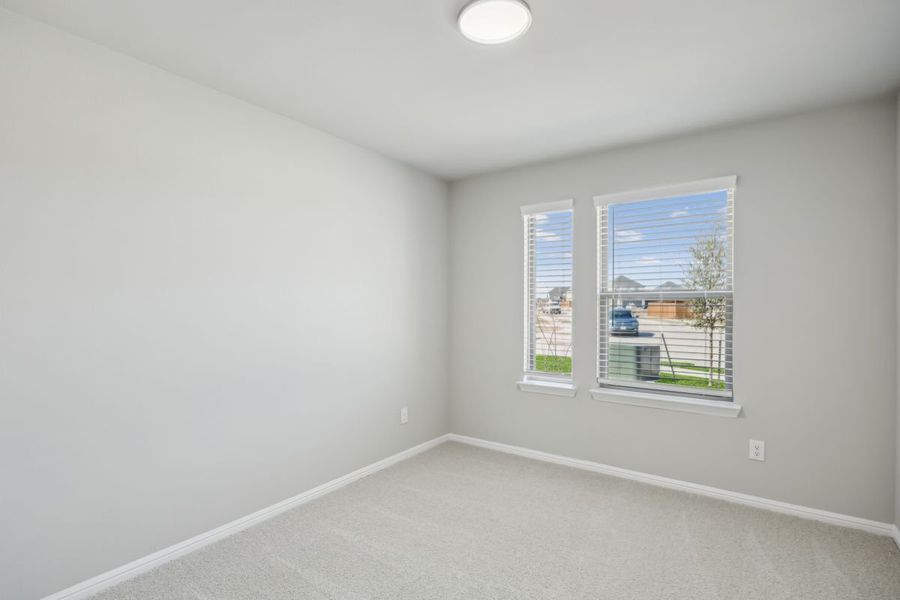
400, 407, 408, 424
749, 439, 765, 461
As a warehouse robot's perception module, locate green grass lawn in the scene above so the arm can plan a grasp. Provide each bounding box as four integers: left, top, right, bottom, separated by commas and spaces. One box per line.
535, 354, 572, 374
661, 360, 724, 375
537, 355, 723, 390
658, 371, 726, 389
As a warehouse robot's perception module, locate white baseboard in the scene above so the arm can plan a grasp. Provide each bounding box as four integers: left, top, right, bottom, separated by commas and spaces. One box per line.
893, 525, 900, 550
448, 434, 896, 538
42, 434, 451, 600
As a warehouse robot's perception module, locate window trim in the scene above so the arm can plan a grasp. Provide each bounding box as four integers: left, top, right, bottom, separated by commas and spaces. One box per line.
593, 176, 737, 207
589, 386, 741, 417
521, 198, 574, 216
520, 199, 575, 390
517, 379, 578, 397
593, 177, 737, 408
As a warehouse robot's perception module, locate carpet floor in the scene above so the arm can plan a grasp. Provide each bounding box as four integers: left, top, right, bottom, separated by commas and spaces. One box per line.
93, 442, 900, 599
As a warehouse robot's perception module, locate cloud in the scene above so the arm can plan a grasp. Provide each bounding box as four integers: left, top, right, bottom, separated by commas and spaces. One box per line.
636, 257, 661, 266
615, 229, 643, 243
535, 229, 563, 242
670, 209, 689, 218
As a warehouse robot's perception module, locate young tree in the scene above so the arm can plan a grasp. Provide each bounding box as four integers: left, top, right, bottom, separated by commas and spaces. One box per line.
684, 231, 728, 387
535, 291, 572, 373
536, 311, 572, 373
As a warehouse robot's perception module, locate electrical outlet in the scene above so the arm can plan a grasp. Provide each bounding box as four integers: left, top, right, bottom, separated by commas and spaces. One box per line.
749, 439, 765, 461
400, 407, 408, 424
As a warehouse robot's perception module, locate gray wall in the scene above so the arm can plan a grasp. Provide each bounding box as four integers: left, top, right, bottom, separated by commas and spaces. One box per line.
449, 97, 898, 524
0, 10, 449, 600
896, 91, 900, 530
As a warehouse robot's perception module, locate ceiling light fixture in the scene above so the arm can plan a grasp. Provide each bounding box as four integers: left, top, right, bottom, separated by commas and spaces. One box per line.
457, 0, 532, 45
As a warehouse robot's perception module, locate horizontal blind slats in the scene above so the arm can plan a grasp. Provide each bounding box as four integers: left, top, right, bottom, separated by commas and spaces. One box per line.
524, 208, 574, 379
598, 186, 734, 398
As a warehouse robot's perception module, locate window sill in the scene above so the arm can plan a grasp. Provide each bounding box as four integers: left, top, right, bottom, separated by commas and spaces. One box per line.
517, 379, 578, 397
589, 387, 741, 417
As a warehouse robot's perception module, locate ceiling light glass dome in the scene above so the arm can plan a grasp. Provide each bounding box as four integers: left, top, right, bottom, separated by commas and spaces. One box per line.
458, 0, 532, 45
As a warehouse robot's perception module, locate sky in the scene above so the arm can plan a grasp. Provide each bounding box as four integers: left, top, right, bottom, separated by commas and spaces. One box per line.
531, 210, 573, 298
606, 190, 729, 290
529, 190, 730, 299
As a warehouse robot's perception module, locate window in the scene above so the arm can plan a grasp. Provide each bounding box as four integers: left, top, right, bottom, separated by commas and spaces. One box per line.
595, 177, 735, 403
519, 200, 574, 394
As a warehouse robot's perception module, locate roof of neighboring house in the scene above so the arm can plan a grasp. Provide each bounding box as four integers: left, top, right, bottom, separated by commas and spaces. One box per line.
613, 275, 643, 291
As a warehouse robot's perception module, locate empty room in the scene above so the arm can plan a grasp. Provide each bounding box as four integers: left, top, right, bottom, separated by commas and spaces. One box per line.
3, 1, 900, 599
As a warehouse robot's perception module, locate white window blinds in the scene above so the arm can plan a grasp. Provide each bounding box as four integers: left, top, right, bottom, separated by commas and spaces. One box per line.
522, 200, 574, 381
596, 177, 735, 400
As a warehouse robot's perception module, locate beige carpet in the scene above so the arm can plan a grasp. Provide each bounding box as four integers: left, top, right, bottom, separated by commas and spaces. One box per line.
93, 442, 900, 599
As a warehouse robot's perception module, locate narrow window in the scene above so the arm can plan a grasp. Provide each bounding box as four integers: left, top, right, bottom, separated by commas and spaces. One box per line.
521, 200, 574, 386
596, 177, 735, 401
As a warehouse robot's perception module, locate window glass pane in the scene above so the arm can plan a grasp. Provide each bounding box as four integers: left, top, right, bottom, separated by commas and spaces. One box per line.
605, 190, 730, 293
525, 208, 573, 377
601, 297, 732, 392
598, 186, 733, 399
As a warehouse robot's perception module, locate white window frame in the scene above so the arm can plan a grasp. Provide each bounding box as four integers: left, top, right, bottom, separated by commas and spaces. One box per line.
517, 199, 577, 397
590, 177, 740, 417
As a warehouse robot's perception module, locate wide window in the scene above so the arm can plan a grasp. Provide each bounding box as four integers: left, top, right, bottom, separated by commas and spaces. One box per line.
520, 200, 574, 390
595, 177, 735, 401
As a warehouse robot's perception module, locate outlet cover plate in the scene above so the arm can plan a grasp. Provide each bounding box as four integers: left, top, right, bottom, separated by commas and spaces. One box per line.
749, 439, 765, 461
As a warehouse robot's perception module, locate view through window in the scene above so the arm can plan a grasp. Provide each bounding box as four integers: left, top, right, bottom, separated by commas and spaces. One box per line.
597, 180, 734, 399
523, 202, 573, 381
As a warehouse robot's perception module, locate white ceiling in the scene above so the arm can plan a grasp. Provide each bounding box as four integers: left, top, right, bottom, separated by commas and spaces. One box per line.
3, 0, 900, 180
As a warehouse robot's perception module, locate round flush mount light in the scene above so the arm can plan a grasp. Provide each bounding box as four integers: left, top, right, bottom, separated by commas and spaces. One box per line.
457, 0, 532, 45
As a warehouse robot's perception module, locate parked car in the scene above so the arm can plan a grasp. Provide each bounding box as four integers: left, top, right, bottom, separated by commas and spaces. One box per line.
546, 301, 562, 315
609, 308, 639, 336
